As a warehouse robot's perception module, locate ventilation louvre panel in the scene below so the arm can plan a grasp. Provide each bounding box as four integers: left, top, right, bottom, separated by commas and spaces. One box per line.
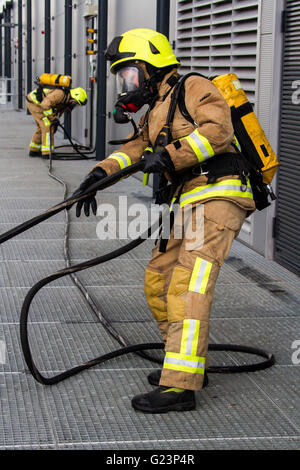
176, 0, 259, 103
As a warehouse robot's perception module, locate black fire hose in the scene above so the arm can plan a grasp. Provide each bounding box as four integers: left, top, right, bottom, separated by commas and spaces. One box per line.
50, 122, 95, 160
0, 162, 275, 385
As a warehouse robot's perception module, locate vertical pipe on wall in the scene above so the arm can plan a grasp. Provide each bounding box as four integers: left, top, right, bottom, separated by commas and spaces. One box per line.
4, 6, 12, 79
0, 13, 3, 77
64, 0, 72, 137
96, 0, 108, 161
26, 0, 32, 114
4, 8, 7, 77
156, 0, 170, 38
153, 0, 170, 196
44, 0, 51, 73
5, 4, 12, 103
18, 0, 23, 109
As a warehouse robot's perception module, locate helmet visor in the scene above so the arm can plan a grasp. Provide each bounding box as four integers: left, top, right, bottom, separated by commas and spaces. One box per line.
116, 66, 144, 95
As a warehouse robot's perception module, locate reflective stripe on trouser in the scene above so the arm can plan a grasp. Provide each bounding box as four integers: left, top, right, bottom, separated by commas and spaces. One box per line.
26, 100, 54, 155
43, 108, 53, 117
29, 122, 42, 151
41, 129, 54, 154
29, 141, 41, 151
42, 132, 51, 153
144, 199, 247, 390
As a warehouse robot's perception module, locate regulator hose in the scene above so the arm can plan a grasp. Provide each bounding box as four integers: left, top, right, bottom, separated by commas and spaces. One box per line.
0, 162, 275, 385
51, 122, 95, 160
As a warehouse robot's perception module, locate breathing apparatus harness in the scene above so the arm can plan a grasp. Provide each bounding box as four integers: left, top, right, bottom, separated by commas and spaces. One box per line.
32, 77, 70, 108
153, 72, 277, 214
111, 69, 277, 214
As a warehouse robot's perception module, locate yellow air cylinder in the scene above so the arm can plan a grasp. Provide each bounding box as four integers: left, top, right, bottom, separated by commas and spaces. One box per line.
212, 73, 279, 184
39, 73, 72, 88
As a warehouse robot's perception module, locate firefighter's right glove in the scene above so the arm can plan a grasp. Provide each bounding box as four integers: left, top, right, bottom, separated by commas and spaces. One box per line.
52, 118, 60, 134
71, 167, 107, 217
141, 149, 175, 174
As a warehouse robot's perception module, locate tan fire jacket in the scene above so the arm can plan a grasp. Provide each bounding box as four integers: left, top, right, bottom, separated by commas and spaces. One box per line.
27, 88, 70, 120
94, 69, 256, 213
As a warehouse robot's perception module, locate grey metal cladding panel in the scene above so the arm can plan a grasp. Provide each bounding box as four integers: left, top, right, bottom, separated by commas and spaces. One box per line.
275, 0, 300, 275
261, 0, 275, 34
257, 34, 273, 137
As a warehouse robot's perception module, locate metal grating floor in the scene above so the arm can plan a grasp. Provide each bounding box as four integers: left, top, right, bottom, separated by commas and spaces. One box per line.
0, 110, 300, 450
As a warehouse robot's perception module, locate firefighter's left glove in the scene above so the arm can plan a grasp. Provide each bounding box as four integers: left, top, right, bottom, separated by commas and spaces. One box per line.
141, 149, 175, 174
71, 167, 107, 217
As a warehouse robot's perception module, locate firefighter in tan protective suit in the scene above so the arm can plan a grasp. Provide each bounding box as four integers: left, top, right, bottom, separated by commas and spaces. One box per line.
26, 85, 87, 158
71, 29, 256, 413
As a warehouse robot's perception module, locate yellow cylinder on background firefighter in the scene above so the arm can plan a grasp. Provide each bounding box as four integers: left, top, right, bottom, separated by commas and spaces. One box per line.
26, 76, 87, 158
70, 29, 275, 414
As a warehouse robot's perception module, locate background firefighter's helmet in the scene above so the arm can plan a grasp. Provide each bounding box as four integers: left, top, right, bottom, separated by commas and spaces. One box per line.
105, 28, 180, 73
70, 87, 87, 106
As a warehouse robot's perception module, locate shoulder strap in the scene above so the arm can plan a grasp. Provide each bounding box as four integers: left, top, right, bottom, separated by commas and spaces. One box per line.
154, 72, 208, 149
167, 72, 207, 127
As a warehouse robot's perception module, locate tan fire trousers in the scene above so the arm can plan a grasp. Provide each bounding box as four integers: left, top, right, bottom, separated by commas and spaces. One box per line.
26, 100, 54, 156
144, 199, 247, 391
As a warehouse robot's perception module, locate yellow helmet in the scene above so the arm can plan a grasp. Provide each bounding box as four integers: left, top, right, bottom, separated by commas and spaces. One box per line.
70, 87, 87, 105
105, 28, 180, 73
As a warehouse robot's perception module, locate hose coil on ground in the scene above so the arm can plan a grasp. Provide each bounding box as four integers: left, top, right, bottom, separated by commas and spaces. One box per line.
0, 161, 275, 385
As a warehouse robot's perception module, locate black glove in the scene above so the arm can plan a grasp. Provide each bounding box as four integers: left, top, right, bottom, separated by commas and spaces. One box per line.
141, 149, 175, 174
71, 167, 107, 217
67, 101, 77, 112
52, 118, 60, 133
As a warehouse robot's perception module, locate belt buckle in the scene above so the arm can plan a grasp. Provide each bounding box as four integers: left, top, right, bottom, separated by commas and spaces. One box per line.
240, 170, 249, 192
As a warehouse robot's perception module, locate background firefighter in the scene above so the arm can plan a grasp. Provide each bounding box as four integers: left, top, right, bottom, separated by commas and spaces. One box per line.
26, 84, 87, 159
71, 28, 256, 413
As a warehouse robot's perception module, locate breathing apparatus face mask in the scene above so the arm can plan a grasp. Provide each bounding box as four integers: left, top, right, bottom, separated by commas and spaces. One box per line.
67, 99, 78, 112
112, 65, 153, 125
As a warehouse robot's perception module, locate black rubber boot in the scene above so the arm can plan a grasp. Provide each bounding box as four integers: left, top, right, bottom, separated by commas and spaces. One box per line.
29, 150, 41, 157
148, 369, 209, 388
131, 386, 196, 413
